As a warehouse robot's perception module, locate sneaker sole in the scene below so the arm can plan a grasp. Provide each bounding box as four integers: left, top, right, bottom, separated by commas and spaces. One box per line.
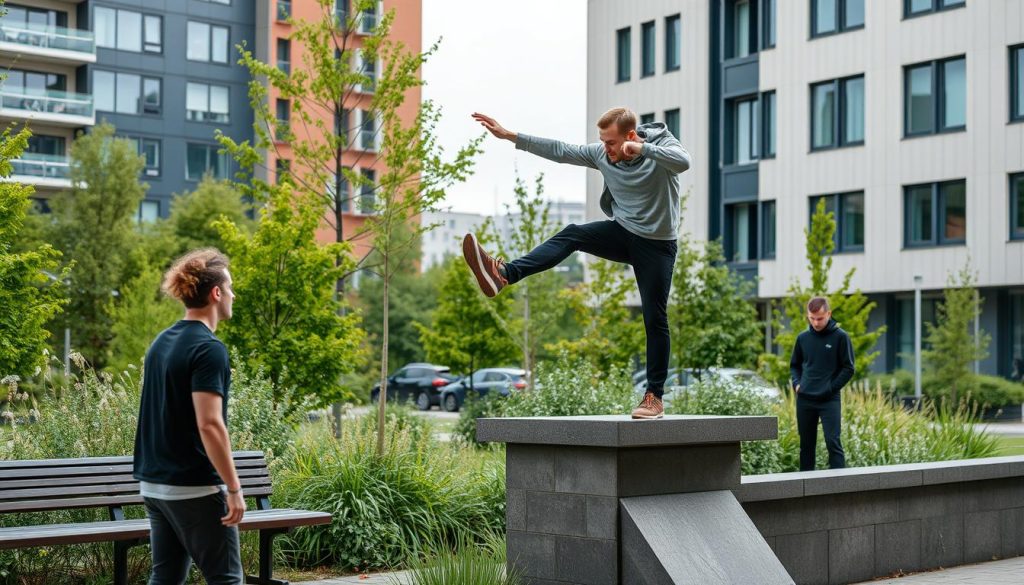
631, 412, 664, 420
463, 233, 498, 298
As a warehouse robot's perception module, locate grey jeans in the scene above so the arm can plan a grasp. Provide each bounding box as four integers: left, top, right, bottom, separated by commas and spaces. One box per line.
144, 492, 243, 585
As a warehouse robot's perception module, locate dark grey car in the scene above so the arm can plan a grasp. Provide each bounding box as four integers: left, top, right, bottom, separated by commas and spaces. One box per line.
439, 368, 528, 412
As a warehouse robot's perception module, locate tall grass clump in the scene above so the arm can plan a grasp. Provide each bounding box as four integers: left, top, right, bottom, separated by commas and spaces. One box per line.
391, 531, 521, 585
271, 411, 505, 573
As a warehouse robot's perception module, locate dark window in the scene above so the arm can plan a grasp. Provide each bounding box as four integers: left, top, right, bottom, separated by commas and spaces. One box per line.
95, 7, 160, 53
664, 108, 680, 137
2, 4, 67, 28
762, 90, 776, 158
811, 74, 864, 149
810, 192, 864, 252
904, 55, 966, 136
1010, 172, 1024, 240
359, 51, 376, 93
276, 99, 290, 139
360, 110, 377, 151
812, 0, 862, 37
335, 108, 351, 146
616, 27, 631, 82
142, 77, 161, 114
641, 21, 655, 77
360, 168, 376, 213
761, 200, 776, 259
762, 0, 776, 48
726, 202, 758, 262
277, 38, 291, 74
94, 71, 158, 116
277, 0, 292, 21
125, 137, 161, 177
729, 0, 756, 59
25, 135, 65, 156
186, 143, 229, 181
665, 14, 681, 70
276, 158, 290, 184
1010, 294, 1024, 381
640, 113, 655, 125
6, 68, 65, 92
730, 96, 759, 164
1011, 45, 1024, 122
904, 0, 965, 18
904, 179, 966, 247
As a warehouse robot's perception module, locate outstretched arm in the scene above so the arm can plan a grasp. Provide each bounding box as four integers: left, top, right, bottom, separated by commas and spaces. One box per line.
473, 112, 600, 169
624, 137, 691, 174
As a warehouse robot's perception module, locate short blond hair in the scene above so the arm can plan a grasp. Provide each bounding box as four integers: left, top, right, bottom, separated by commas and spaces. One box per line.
596, 107, 637, 135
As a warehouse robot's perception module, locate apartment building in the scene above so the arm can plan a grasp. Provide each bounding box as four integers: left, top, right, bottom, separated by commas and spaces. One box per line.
588, 0, 1024, 377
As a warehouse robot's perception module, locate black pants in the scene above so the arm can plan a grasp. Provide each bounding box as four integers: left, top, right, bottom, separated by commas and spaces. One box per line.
796, 395, 846, 471
504, 220, 677, 396
144, 492, 243, 584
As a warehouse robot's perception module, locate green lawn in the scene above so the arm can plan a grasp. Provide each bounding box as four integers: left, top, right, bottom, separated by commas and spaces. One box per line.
994, 435, 1024, 456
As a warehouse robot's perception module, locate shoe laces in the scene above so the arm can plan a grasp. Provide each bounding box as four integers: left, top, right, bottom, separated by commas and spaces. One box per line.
640, 392, 660, 409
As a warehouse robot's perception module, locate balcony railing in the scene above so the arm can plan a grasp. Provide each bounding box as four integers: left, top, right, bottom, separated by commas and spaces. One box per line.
0, 22, 95, 55
10, 152, 71, 181
0, 88, 93, 118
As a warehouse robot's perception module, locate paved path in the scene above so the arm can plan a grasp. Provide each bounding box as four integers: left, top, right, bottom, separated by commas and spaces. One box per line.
855, 556, 1024, 584
300, 570, 411, 584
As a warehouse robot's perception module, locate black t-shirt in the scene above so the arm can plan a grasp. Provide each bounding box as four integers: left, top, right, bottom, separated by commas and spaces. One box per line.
133, 320, 231, 486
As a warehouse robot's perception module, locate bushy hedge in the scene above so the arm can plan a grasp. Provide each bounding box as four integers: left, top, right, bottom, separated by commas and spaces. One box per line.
867, 370, 1024, 409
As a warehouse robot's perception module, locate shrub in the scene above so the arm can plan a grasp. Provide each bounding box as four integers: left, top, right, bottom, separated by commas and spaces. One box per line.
866, 370, 1024, 409
271, 413, 505, 573
454, 391, 506, 447
500, 353, 635, 418
392, 531, 521, 585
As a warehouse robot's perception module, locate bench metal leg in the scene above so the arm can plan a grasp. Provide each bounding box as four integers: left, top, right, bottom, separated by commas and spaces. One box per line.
244, 528, 290, 585
114, 540, 133, 585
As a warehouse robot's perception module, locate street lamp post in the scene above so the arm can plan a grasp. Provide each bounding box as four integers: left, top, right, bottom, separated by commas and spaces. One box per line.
914, 274, 923, 401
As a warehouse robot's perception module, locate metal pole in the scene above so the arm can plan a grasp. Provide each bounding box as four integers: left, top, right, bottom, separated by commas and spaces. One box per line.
974, 289, 980, 374
63, 327, 70, 376
914, 275, 923, 401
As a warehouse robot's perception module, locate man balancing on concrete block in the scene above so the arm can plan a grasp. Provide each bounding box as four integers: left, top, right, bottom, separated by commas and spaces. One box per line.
463, 108, 691, 420
790, 296, 856, 471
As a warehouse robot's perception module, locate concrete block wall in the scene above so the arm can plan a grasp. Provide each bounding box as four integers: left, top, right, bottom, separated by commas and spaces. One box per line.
736, 457, 1024, 585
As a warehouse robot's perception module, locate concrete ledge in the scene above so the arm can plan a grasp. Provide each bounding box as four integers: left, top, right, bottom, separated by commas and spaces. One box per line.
476, 414, 778, 447
736, 456, 1024, 502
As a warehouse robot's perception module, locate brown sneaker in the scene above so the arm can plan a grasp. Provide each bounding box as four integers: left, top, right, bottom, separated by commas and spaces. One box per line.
462, 233, 507, 298
631, 392, 664, 420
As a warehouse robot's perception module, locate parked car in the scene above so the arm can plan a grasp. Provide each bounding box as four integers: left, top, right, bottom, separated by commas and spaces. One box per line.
439, 367, 528, 412
633, 367, 779, 407
369, 363, 460, 410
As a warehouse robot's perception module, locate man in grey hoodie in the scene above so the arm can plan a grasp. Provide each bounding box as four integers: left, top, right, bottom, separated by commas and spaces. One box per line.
463, 108, 691, 419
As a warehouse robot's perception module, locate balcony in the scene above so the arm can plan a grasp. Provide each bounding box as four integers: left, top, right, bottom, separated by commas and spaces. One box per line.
0, 89, 94, 127
0, 22, 96, 64
7, 153, 72, 190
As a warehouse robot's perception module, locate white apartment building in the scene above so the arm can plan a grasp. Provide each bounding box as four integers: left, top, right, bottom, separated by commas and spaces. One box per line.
587, 0, 1024, 377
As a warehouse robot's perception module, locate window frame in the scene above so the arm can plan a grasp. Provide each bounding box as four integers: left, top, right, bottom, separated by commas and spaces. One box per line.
761, 89, 776, 158
94, 6, 161, 53
1010, 172, 1024, 241
93, 70, 160, 117
809, 191, 865, 253
903, 179, 967, 248
811, 0, 865, 39
187, 20, 230, 64
616, 26, 631, 83
665, 14, 681, 71
761, 0, 776, 49
730, 95, 760, 165
641, 20, 656, 78
185, 142, 229, 181
185, 81, 230, 124
664, 108, 680, 138
1011, 44, 1024, 123
760, 200, 776, 259
903, 0, 965, 19
725, 201, 759, 263
810, 74, 865, 151
903, 55, 967, 137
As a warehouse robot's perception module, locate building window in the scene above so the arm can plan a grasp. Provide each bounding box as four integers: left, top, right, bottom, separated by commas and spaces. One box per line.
277, 38, 291, 74
761, 90, 776, 158
94, 71, 159, 116
198, 0, 231, 4
726, 202, 758, 262
335, 108, 351, 146
357, 50, 376, 93
762, 0, 776, 48
94, 7, 160, 53
277, 0, 292, 21
664, 108, 680, 137
359, 0, 378, 34
904, 56, 966, 136
904, 179, 966, 247
186, 143, 229, 181
1011, 45, 1024, 122
360, 110, 377, 151
26, 135, 65, 156
641, 21, 655, 78
276, 158, 290, 184
186, 82, 230, 123
616, 27, 631, 82
2, 5, 68, 29
761, 200, 776, 259
138, 200, 160, 223
360, 168, 376, 213
276, 99, 290, 139
811, 74, 864, 150
1010, 294, 1024, 381
6, 69, 65, 93
125, 137, 161, 177
812, 0, 864, 38
1011, 172, 1024, 240
729, 0, 755, 59
187, 21, 229, 64
810, 192, 864, 252
904, 0, 965, 18
665, 14, 681, 71
640, 113, 655, 125
896, 297, 938, 371
730, 96, 759, 164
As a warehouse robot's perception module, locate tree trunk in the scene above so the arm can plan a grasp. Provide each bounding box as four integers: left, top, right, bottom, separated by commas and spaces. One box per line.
523, 284, 531, 386
376, 271, 390, 455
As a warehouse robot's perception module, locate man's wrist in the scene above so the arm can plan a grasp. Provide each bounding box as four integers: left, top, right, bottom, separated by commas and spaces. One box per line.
226, 486, 242, 495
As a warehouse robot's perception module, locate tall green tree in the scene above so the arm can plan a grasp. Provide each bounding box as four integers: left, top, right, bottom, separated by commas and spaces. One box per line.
214, 189, 365, 410
547, 259, 645, 374
669, 236, 762, 378
923, 263, 989, 403
0, 125, 67, 378
107, 255, 179, 374
164, 177, 254, 255
416, 258, 519, 380
761, 198, 884, 388
47, 123, 145, 367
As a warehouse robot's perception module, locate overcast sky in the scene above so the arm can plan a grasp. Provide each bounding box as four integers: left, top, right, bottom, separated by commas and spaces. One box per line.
421, 0, 588, 216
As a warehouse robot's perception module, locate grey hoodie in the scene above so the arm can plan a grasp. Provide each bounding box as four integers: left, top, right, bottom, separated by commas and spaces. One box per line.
514, 122, 691, 240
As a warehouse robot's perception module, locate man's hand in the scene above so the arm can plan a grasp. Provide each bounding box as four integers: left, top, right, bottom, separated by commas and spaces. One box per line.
622, 141, 644, 159
222, 490, 246, 526
472, 113, 517, 141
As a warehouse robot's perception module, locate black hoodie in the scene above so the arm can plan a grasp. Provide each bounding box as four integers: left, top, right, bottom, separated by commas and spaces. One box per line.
789, 319, 855, 401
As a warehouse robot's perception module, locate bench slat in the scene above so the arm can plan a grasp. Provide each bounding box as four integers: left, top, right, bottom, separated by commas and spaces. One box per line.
0, 468, 269, 491
0, 486, 274, 514
0, 509, 332, 549
0, 451, 264, 470
0, 458, 268, 482
0, 478, 273, 502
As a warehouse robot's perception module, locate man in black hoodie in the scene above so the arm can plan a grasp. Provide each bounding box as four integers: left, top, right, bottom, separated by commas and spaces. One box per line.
790, 297, 855, 471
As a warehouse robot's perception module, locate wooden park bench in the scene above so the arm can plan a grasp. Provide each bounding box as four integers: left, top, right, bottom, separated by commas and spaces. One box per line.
0, 451, 332, 585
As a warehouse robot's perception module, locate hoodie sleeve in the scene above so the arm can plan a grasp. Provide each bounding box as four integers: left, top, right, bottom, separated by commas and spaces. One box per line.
642, 137, 691, 174
829, 332, 856, 395
789, 336, 803, 391
515, 134, 601, 169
